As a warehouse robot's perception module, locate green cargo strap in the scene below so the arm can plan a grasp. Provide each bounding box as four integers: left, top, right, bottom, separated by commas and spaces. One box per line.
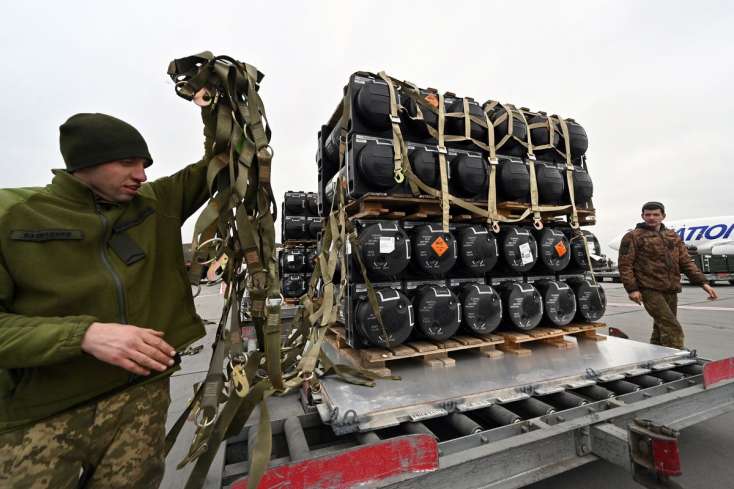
288, 179, 398, 391
319, 350, 400, 386
379, 73, 533, 224
198, 289, 236, 426
570, 230, 604, 308
264, 297, 284, 391
516, 109, 543, 230
483, 110, 501, 233
482, 101, 528, 153
377, 71, 418, 194
199, 337, 226, 425
166, 51, 280, 489
436, 92, 450, 232
184, 380, 273, 489
165, 381, 204, 456
525, 113, 557, 152
348, 232, 391, 346
378, 73, 569, 228
245, 396, 274, 489
462, 98, 472, 140
296, 199, 345, 379
176, 349, 262, 468
439, 96, 495, 153
555, 116, 580, 229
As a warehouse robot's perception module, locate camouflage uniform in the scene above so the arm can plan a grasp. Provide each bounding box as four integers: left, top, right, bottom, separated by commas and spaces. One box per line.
0, 378, 169, 489
618, 223, 707, 348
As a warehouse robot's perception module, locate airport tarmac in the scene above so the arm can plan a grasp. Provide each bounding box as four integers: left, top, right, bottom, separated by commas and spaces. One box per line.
163, 282, 734, 489
529, 282, 734, 489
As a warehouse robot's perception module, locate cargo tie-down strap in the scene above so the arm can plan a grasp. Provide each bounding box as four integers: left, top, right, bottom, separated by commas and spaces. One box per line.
162, 51, 284, 489
374, 71, 583, 232
164, 55, 396, 489
269, 77, 398, 394
377, 72, 510, 232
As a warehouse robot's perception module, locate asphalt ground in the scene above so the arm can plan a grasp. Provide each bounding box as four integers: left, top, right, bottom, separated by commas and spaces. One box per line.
529, 282, 734, 489
163, 282, 734, 489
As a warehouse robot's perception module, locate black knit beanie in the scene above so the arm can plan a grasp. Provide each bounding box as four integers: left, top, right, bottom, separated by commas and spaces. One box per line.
59, 113, 153, 172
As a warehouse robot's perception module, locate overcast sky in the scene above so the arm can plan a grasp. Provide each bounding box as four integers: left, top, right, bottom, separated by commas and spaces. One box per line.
2, 1, 732, 257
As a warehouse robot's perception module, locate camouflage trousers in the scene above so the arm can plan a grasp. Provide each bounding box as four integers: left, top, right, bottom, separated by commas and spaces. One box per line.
641, 289, 684, 349
0, 378, 170, 489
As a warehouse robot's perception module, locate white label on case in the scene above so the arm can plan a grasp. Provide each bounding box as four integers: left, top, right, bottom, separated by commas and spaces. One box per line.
379, 236, 395, 254
519, 242, 533, 265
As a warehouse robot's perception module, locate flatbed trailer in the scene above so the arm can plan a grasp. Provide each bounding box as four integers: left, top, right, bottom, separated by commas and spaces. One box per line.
594, 270, 734, 285
202, 324, 734, 489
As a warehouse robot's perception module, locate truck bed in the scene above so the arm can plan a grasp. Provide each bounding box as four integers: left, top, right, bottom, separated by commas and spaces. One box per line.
163, 284, 734, 489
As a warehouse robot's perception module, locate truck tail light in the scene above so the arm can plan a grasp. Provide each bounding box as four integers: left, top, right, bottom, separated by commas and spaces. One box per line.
651, 437, 681, 476
703, 357, 734, 388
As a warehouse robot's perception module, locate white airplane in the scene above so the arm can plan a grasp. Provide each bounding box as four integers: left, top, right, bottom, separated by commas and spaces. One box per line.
608, 216, 734, 256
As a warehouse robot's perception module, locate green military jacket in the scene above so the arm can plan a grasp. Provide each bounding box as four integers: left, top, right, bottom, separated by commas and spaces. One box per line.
618, 223, 707, 294
0, 160, 209, 432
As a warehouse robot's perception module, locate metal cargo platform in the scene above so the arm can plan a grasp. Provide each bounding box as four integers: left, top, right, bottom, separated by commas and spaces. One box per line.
318, 336, 692, 432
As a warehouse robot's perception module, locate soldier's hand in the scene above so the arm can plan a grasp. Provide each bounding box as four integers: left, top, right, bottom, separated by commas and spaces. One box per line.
81, 322, 176, 376
703, 284, 719, 300
628, 291, 643, 305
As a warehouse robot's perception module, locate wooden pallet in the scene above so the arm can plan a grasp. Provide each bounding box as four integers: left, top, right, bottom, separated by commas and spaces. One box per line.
343, 193, 596, 225
497, 322, 607, 356
326, 325, 505, 376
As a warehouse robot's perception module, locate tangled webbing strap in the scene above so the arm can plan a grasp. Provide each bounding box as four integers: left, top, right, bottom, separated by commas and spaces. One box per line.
165, 51, 281, 489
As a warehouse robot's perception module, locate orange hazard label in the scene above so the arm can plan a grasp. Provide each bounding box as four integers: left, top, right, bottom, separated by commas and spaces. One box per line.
424, 93, 439, 108
554, 241, 567, 257
431, 236, 449, 257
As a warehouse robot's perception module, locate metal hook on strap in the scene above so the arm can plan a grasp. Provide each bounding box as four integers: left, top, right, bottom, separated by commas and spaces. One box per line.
262, 144, 275, 159
194, 409, 217, 428
195, 237, 225, 265
231, 364, 250, 398
490, 221, 500, 233
175, 80, 196, 100
533, 218, 544, 230
394, 168, 405, 183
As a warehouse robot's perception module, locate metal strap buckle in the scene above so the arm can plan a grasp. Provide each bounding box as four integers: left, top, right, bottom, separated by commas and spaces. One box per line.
178, 345, 204, 357
527, 153, 537, 161
437, 146, 448, 155
174, 80, 196, 100
266, 295, 283, 308
195, 410, 217, 428
389, 115, 401, 124
489, 157, 499, 166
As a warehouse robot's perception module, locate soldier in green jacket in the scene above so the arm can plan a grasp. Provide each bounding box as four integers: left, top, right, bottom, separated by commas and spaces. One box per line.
618, 201, 718, 349
0, 109, 211, 488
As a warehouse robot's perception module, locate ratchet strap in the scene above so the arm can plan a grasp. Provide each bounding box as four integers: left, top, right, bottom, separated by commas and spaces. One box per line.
165, 51, 280, 489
